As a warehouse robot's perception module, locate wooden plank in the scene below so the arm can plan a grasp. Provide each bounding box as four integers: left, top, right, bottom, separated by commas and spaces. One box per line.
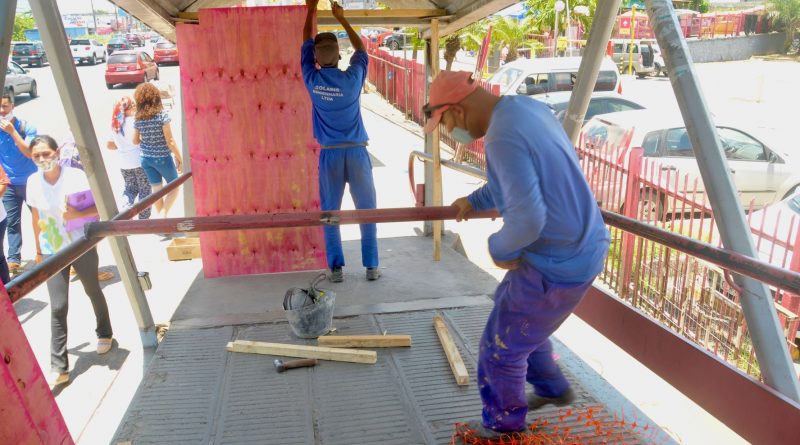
317, 335, 412, 348
166, 237, 201, 261
226, 340, 377, 364
432, 315, 469, 385
176, 9, 447, 21
430, 18, 443, 262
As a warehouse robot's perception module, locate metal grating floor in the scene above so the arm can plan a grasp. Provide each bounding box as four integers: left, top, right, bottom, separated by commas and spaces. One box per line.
113, 305, 648, 444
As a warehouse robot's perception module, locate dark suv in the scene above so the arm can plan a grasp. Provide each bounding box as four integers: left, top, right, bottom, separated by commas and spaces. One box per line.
107, 38, 132, 55
11, 42, 48, 67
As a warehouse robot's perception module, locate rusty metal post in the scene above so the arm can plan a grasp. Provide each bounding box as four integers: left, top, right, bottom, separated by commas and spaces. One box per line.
29, 0, 157, 348
620, 147, 643, 300
562, 0, 624, 144
645, 0, 800, 402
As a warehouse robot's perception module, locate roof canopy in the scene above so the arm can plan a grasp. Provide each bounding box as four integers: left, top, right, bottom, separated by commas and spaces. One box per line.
111, 0, 517, 42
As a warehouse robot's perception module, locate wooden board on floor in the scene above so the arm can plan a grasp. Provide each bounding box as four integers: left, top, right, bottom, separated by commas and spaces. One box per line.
433, 315, 469, 385
166, 237, 201, 261
318, 335, 412, 348
226, 340, 377, 364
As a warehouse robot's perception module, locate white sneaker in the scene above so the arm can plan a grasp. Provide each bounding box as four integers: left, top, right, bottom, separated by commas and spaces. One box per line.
97, 338, 113, 354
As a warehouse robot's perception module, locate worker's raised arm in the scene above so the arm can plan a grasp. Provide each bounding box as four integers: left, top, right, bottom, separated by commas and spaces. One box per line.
304, 0, 319, 41
332, 2, 364, 52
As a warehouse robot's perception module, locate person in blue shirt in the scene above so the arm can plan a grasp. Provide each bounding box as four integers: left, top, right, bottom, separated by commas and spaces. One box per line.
0, 92, 38, 274
423, 71, 610, 440
301, 0, 379, 283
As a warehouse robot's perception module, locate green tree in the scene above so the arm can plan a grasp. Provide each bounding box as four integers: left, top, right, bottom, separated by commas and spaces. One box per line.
13, 13, 36, 41
690, 0, 710, 13
525, 0, 597, 35
770, 0, 800, 52
490, 16, 540, 63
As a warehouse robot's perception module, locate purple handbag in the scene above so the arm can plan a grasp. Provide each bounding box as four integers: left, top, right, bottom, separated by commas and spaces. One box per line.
64, 190, 98, 232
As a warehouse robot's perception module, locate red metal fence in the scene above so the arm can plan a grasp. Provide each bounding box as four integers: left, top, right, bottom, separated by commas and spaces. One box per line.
365, 42, 499, 169
614, 10, 770, 40
577, 136, 800, 379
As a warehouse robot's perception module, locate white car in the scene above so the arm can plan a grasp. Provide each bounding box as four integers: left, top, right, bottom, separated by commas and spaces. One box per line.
580, 109, 800, 219
747, 191, 800, 269
487, 56, 621, 97
70, 39, 107, 65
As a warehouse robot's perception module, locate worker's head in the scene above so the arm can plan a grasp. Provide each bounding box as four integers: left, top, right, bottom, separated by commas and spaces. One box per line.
134, 83, 163, 121
423, 71, 492, 143
1, 93, 15, 119
29, 135, 60, 173
314, 32, 341, 68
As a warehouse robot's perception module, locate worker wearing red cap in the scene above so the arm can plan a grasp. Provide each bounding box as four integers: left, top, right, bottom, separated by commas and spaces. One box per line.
301, 0, 379, 283
424, 71, 610, 439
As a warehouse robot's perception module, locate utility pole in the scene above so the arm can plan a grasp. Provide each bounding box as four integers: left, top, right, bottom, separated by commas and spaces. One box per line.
90, 0, 98, 34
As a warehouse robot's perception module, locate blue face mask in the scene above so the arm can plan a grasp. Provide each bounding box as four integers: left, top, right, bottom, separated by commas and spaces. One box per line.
451, 127, 476, 145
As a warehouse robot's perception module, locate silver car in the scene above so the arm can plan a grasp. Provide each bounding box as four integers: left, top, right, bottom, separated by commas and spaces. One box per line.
4, 61, 38, 98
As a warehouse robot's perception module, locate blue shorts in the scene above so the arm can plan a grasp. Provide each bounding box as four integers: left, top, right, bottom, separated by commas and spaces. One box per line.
141, 156, 178, 185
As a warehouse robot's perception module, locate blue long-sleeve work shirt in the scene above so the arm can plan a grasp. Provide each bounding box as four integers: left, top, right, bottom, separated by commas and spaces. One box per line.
467, 96, 610, 284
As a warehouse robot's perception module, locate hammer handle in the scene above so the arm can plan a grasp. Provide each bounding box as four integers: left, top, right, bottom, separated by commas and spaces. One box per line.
284, 358, 318, 370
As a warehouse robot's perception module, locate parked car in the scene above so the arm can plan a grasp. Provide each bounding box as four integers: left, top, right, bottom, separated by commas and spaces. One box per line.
105, 50, 159, 89
126, 33, 144, 47
4, 61, 38, 98
70, 39, 107, 65
531, 91, 645, 124
580, 109, 800, 218
747, 190, 800, 268
153, 41, 179, 65
611, 38, 658, 78
150, 34, 161, 43
11, 41, 48, 67
107, 38, 132, 55
487, 57, 621, 96
383, 32, 412, 50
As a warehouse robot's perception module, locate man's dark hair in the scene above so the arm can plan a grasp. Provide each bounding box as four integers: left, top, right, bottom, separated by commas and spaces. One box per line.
314, 32, 338, 45
1, 92, 14, 105
30, 135, 58, 152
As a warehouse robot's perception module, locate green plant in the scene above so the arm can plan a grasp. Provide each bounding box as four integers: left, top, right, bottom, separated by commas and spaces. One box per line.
770, 0, 800, 52
13, 13, 36, 41
525, 0, 597, 35
490, 16, 540, 63
690, 0, 710, 13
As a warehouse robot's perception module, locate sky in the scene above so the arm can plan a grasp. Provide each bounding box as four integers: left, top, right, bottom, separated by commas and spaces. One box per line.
17, 0, 118, 14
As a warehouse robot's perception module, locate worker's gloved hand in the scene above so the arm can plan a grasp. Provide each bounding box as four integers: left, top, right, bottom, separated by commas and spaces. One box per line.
331, 2, 345, 20
452, 196, 473, 222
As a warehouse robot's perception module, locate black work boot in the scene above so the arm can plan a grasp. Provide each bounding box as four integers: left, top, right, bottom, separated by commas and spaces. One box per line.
462, 420, 525, 440
527, 388, 576, 410
366, 267, 381, 281
329, 267, 343, 283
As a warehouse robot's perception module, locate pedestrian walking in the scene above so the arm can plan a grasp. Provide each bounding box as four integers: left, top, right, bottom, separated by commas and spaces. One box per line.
107, 96, 151, 219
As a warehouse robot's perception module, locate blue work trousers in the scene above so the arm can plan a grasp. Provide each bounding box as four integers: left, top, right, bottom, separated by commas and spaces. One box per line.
478, 261, 593, 431
319, 147, 378, 269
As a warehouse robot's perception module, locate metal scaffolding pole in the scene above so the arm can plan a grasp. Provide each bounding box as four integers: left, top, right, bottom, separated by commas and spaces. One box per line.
29, 0, 157, 348
0, 1, 16, 92
562, 0, 623, 144
644, 0, 800, 402
422, 38, 435, 236
179, 88, 196, 219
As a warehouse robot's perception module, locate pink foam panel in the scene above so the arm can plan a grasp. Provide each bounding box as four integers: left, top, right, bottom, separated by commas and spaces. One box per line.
177, 6, 325, 277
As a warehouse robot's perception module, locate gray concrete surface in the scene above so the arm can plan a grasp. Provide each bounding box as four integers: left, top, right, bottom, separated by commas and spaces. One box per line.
687, 32, 787, 63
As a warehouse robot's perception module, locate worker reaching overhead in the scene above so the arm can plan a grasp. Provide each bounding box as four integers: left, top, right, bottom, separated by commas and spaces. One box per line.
301, 0, 379, 283
424, 71, 610, 440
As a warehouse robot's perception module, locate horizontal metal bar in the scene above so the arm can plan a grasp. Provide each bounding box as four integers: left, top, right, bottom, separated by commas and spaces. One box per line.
6, 174, 193, 303
86, 207, 500, 239
410, 154, 800, 296
575, 285, 800, 444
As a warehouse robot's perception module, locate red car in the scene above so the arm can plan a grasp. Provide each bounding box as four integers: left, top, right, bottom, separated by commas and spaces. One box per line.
105, 50, 159, 89
153, 41, 179, 65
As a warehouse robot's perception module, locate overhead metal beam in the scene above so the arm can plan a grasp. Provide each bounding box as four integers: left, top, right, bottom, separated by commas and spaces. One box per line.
29, 0, 158, 348
427, 0, 517, 37
176, 9, 450, 27
111, 0, 177, 42
644, 0, 800, 402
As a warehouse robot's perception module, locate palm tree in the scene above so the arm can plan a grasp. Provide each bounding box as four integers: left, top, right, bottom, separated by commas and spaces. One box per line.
525, 0, 598, 35
443, 35, 461, 70
770, 0, 800, 52
491, 16, 539, 63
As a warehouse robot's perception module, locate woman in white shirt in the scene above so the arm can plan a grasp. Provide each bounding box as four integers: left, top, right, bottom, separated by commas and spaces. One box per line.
26, 135, 114, 387
107, 96, 151, 219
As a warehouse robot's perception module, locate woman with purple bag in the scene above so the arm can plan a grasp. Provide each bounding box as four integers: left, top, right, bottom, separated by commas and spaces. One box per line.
25, 135, 114, 387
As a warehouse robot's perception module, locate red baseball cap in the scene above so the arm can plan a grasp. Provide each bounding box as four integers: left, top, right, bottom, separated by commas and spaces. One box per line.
423, 71, 479, 133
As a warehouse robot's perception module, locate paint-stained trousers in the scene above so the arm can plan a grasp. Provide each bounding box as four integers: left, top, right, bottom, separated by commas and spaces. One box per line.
318, 146, 378, 269
479, 261, 593, 431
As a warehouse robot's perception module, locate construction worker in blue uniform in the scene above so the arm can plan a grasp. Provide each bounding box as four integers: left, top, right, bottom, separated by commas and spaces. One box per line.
423, 71, 610, 440
302, 0, 379, 283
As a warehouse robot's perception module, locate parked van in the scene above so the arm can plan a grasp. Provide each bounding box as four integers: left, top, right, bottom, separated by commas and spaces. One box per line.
487, 56, 621, 97
611, 38, 660, 78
